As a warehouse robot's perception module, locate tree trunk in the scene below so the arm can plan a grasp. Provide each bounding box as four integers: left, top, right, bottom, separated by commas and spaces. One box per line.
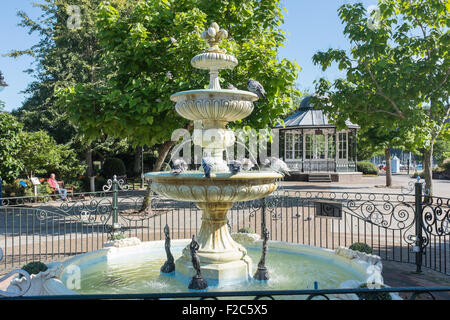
152, 122, 194, 172
85, 146, 95, 192
385, 147, 392, 187
133, 146, 142, 177
423, 143, 434, 196
153, 141, 175, 172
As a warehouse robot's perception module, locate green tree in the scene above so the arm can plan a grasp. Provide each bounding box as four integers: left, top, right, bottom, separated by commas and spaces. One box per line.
312, 0, 449, 194
18, 130, 86, 180
0, 112, 24, 183
359, 125, 416, 186
8, 0, 140, 190
433, 137, 450, 165
59, 0, 301, 171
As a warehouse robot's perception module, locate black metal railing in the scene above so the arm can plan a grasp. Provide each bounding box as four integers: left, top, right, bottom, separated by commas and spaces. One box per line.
0, 178, 449, 277
2, 286, 450, 300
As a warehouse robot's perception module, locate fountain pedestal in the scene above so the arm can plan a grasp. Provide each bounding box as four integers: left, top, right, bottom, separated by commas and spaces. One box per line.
175, 202, 252, 285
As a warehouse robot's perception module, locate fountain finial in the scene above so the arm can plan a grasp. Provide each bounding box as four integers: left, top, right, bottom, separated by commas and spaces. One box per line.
201, 22, 228, 53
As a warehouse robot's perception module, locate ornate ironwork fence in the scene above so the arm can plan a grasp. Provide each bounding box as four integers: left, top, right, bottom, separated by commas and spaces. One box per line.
0, 178, 449, 277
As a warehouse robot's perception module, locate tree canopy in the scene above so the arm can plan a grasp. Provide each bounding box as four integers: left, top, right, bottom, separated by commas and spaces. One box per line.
0, 112, 24, 183
312, 0, 449, 192
59, 0, 301, 155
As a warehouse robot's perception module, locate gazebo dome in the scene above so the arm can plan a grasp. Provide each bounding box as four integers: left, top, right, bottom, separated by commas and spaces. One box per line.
275, 95, 359, 129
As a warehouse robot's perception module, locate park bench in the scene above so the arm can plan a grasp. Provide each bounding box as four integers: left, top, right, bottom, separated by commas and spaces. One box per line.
50, 180, 74, 200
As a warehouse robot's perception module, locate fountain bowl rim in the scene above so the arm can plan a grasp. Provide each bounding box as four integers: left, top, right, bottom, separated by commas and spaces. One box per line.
144, 171, 283, 180
170, 89, 258, 102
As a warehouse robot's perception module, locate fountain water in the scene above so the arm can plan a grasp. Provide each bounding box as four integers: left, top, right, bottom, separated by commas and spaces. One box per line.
145, 22, 283, 286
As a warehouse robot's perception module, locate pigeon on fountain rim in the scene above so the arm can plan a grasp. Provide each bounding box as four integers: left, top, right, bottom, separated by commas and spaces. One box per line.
170, 158, 188, 175
264, 157, 290, 176
247, 79, 266, 99
227, 160, 242, 175
201, 155, 215, 178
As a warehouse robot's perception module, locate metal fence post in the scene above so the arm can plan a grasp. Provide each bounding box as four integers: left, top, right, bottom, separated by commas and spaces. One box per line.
414, 178, 423, 273
111, 175, 120, 236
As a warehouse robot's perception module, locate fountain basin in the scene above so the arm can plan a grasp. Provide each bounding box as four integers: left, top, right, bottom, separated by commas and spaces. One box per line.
145, 171, 281, 203
56, 240, 377, 297
170, 89, 257, 122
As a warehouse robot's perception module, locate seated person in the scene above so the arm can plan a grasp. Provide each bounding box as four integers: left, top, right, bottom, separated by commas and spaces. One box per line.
47, 173, 68, 201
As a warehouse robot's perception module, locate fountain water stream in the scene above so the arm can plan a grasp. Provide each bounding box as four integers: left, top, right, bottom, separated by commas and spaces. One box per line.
145, 22, 282, 285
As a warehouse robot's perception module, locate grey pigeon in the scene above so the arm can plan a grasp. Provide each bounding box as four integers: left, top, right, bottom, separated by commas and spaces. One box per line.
201, 156, 215, 178
170, 158, 188, 175
264, 157, 290, 176
227, 83, 238, 90
247, 78, 266, 99
227, 160, 242, 175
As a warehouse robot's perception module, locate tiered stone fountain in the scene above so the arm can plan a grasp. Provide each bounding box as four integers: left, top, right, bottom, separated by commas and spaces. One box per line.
145, 22, 282, 285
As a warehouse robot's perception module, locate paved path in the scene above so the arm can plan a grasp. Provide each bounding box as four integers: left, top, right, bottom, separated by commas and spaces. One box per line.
382, 260, 450, 299
279, 174, 450, 198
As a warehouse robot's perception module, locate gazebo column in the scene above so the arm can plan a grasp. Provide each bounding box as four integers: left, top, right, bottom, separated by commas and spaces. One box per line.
334, 129, 337, 173
301, 128, 305, 173
353, 129, 358, 172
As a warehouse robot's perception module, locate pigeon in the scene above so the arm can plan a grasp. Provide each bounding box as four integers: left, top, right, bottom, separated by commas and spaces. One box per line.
201, 155, 215, 178
227, 160, 242, 175
264, 157, 290, 176
247, 78, 266, 99
170, 158, 188, 175
241, 158, 254, 171
170, 37, 177, 45
227, 83, 238, 90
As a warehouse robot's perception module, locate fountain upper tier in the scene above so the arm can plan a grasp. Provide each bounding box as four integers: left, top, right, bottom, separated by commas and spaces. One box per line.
169, 22, 259, 125
171, 89, 257, 122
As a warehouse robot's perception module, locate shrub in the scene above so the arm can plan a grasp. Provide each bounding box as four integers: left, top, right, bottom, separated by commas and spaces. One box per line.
24, 181, 53, 197
80, 176, 108, 192
349, 242, 373, 254
238, 227, 254, 234
357, 161, 379, 175
3, 179, 29, 197
101, 158, 126, 179
21, 261, 48, 277
441, 159, 450, 173
108, 232, 127, 241
357, 283, 392, 300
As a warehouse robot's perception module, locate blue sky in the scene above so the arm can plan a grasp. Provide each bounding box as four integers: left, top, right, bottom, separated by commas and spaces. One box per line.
0, 0, 378, 112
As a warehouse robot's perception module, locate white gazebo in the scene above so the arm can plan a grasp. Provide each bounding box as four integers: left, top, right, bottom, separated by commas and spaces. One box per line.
275, 96, 360, 180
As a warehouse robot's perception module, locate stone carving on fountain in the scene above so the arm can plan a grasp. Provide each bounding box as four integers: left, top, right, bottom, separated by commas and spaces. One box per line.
145, 22, 282, 286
